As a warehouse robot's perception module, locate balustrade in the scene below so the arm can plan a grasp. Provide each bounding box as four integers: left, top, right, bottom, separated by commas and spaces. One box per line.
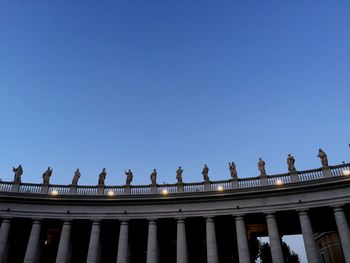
0, 163, 349, 196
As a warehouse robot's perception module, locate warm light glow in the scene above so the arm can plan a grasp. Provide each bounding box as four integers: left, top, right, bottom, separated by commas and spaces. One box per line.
217, 186, 224, 191
50, 190, 59, 195
276, 179, 283, 185
162, 189, 168, 195
107, 190, 115, 196
343, 169, 350, 176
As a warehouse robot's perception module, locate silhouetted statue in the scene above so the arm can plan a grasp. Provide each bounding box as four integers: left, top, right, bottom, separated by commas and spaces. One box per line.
98, 168, 107, 185
12, 165, 23, 183
287, 154, 296, 172
229, 162, 238, 178
72, 169, 81, 185
176, 166, 183, 183
317, 148, 328, 167
202, 164, 209, 182
42, 167, 53, 184
125, 169, 133, 185
258, 158, 266, 176
150, 169, 157, 184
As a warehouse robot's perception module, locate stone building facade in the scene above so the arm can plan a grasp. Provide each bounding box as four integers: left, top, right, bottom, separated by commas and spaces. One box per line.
0, 163, 349, 263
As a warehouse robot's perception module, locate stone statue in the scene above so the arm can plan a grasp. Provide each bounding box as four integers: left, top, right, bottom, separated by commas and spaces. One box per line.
98, 168, 107, 185
287, 154, 296, 172
150, 169, 157, 184
202, 164, 209, 182
125, 169, 133, 185
72, 169, 81, 185
258, 158, 266, 176
12, 165, 23, 183
317, 148, 328, 167
176, 166, 183, 184
42, 167, 53, 184
229, 162, 238, 178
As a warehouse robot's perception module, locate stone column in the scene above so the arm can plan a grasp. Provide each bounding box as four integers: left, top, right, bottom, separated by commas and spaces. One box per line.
176, 218, 188, 263
235, 216, 251, 263
55, 220, 72, 263
24, 219, 42, 263
205, 217, 219, 263
146, 220, 157, 263
0, 219, 11, 260
86, 220, 101, 263
298, 210, 321, 263
333, 207, 350, 263
116, 220, 129, 263
266, 213, 284, 263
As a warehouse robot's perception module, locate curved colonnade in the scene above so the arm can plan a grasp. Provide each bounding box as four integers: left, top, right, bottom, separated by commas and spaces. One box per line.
0, 163, 350, 263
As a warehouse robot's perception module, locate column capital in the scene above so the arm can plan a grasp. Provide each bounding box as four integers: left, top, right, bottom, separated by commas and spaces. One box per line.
91, 220, 101, 225
205, 216, 215, 221
234, 215, 246, 221
147, 219, 157, 224
264, 212, 276, 218
297, 209, 309, 215
333, 206, 345, 213
0, 217, 13, 221
119, 218, 130, 223
175, 217, 186, 222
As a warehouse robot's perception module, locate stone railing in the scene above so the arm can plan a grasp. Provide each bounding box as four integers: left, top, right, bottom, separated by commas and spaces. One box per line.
1, 163, 349, 196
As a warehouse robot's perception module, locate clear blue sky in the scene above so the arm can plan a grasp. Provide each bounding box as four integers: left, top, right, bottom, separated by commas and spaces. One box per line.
1, 0, 349, 187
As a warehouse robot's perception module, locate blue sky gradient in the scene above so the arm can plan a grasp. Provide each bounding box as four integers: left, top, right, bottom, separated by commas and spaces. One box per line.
1, 0, 349, 189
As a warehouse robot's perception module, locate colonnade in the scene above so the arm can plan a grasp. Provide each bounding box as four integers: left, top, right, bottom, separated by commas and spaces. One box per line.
0, 206, 350, 263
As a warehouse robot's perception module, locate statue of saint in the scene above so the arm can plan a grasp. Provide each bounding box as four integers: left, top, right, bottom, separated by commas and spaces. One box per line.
176, 166, 183, 184
258, 158, 266, 176
202, 164, 209, 182
317, 148, 328, 167
150, 169, 157, 184
72, 169, 81, 185
125, 169, 133, 185
42, 167, 53, 184
287, 154, 296, 172
229, 162, 238, 178
98, 168, 107, 185
12, 165, 23, 183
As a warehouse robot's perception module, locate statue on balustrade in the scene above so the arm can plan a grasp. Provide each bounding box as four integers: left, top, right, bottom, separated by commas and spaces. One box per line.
317, 148, 328, 167
229, 161, 238, 179
42, 167, 53, 184
98, 168, 107, 186
12, 165, 23, 183
125, 169, 133, 185
258, 158, 266, 176
202, 164, 209, 182
287, 154, 296, 172
150, 169, 157, 184
176, 166, 183, 184
72, 169, 81, 185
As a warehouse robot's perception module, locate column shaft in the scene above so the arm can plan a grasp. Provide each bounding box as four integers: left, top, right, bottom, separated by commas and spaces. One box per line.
116, 221, 129, 263
0, 219, 11, 261
176, 218, 188, 263
235, 216, 251, 263
205, 217, 219, 263
299, 211, 321, 263
333, 207, 350, 263
86, 221, 101, 263
266, 214, 284, 263
24, 220, 41, 263
146, 220, 157, 263
55, 220, 72, 263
